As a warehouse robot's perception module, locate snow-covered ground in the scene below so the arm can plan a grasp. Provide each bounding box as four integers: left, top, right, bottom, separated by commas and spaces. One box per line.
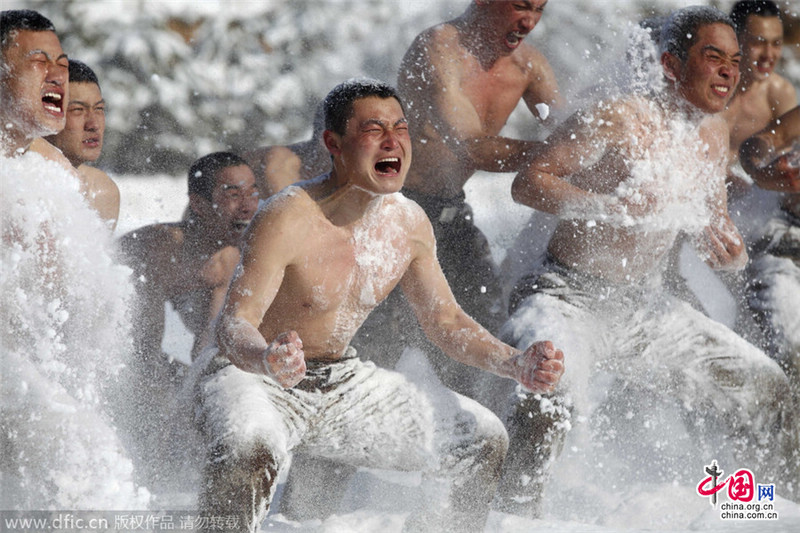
114, 172, 800, 533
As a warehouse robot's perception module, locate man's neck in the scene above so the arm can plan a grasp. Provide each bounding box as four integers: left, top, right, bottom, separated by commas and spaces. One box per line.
659, 86, 709, 124
317, 172, 385, 228
453, 11, 507, 69
736, 71, 765, 93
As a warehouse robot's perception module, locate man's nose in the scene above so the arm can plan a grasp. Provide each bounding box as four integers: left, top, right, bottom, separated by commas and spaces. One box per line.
85, 114, 98, 131
47, 62, 67, 85
381, 131, 400, 150
242, 191, 259, 214
520, 13, 537, 32
719, 59, 738, 79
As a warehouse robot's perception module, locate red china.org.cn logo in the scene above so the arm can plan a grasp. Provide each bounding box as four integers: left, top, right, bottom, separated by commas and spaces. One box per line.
696, 460, 779, 521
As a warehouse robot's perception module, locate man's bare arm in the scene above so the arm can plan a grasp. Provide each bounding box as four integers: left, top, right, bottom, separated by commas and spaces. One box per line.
400, 213, 563, 393
510, 108, 628, 218
740, 106, 800, 192
215, 201, 306, 386
694, 118, 748, 271
521, 47, 564, 126
117, 229, 169, 358
768, 75, 798, 120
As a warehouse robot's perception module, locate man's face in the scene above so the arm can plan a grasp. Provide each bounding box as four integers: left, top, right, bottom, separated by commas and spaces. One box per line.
675, 23, 741, 114
740, 15, 784, 81
0, 30, 68, 139
48, 82, 105, 166
208, 164, 260, 242
331, 96, 411, 195
482, 0, 547, 52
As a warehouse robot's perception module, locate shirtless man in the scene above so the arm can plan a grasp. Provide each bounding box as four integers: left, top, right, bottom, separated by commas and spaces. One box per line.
119, 151, 259, 368
499, 6, 798, 516
722, 0, 796, 193
0, 9, 68, 159
195, 80, 564, 533
361, 0, 562, 399
1, 9, 147, 509
243, 102, 330, 197
740, 105, 800, 399
117, 152, 258, 487
40, 59, 120, 229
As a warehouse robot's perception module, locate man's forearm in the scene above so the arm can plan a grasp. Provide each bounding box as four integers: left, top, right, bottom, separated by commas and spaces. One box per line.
216, 314, 269, 374
468, 137, 544, 173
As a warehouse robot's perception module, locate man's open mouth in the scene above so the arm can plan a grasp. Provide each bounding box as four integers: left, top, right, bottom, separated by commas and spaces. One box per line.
83, 136, 101, 148
755, 60, 773, 74
506, 31, 526, 48
42, 91, 63, 115
375, 157, 401, 174
711, 84, 730, 97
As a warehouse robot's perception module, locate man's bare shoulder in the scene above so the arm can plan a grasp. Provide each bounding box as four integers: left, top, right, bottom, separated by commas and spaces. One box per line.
79, 164, 119, 197
401, 21, 461, 71
118, 222, 185, 264
28, 138, 76, 175
765, 73, 798, 110
563, 96, 652, 133
392, 192, 437, 237
253, 184, 321, 230
514, 42, 554, 75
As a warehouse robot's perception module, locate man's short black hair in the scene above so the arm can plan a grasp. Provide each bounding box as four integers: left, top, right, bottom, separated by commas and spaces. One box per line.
730, 1, 782, 36
188, 151, 250, 201
1, 10, 55, 51
323, 78, 405, 136
661, 6, 736, 62
68, 59, 100, 86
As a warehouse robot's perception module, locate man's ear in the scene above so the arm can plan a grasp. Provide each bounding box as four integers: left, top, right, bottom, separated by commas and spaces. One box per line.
323, 129, 342, 156
661, 51, 681, 82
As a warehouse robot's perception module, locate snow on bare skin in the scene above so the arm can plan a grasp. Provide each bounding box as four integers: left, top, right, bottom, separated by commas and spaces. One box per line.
216, 93, 563, 391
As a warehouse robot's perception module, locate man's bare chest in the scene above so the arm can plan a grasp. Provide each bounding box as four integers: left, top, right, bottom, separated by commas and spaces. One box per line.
728, 92, 774, 147
459, 66, 529, 132
292, 228, 413, 311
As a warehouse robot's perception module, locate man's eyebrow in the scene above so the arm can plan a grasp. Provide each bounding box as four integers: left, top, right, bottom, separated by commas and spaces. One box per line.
361, 118, 385, 127
360, 117, 408, 128
703, 45, 742, 59
27, 49, 69, 63
69, 99, 106, 107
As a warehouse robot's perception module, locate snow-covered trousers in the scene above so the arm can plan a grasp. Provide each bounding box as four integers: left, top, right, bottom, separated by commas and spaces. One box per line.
497, 256, 799, 512
195, 347, 508, 533
746, 209, 800, 398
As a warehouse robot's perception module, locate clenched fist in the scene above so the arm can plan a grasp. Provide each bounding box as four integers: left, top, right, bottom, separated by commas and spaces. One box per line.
508, 340, 564, 394
262, 330, 307, 388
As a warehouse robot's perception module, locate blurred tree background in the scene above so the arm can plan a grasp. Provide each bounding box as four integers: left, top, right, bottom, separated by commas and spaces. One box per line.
10, 0, 798, 176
